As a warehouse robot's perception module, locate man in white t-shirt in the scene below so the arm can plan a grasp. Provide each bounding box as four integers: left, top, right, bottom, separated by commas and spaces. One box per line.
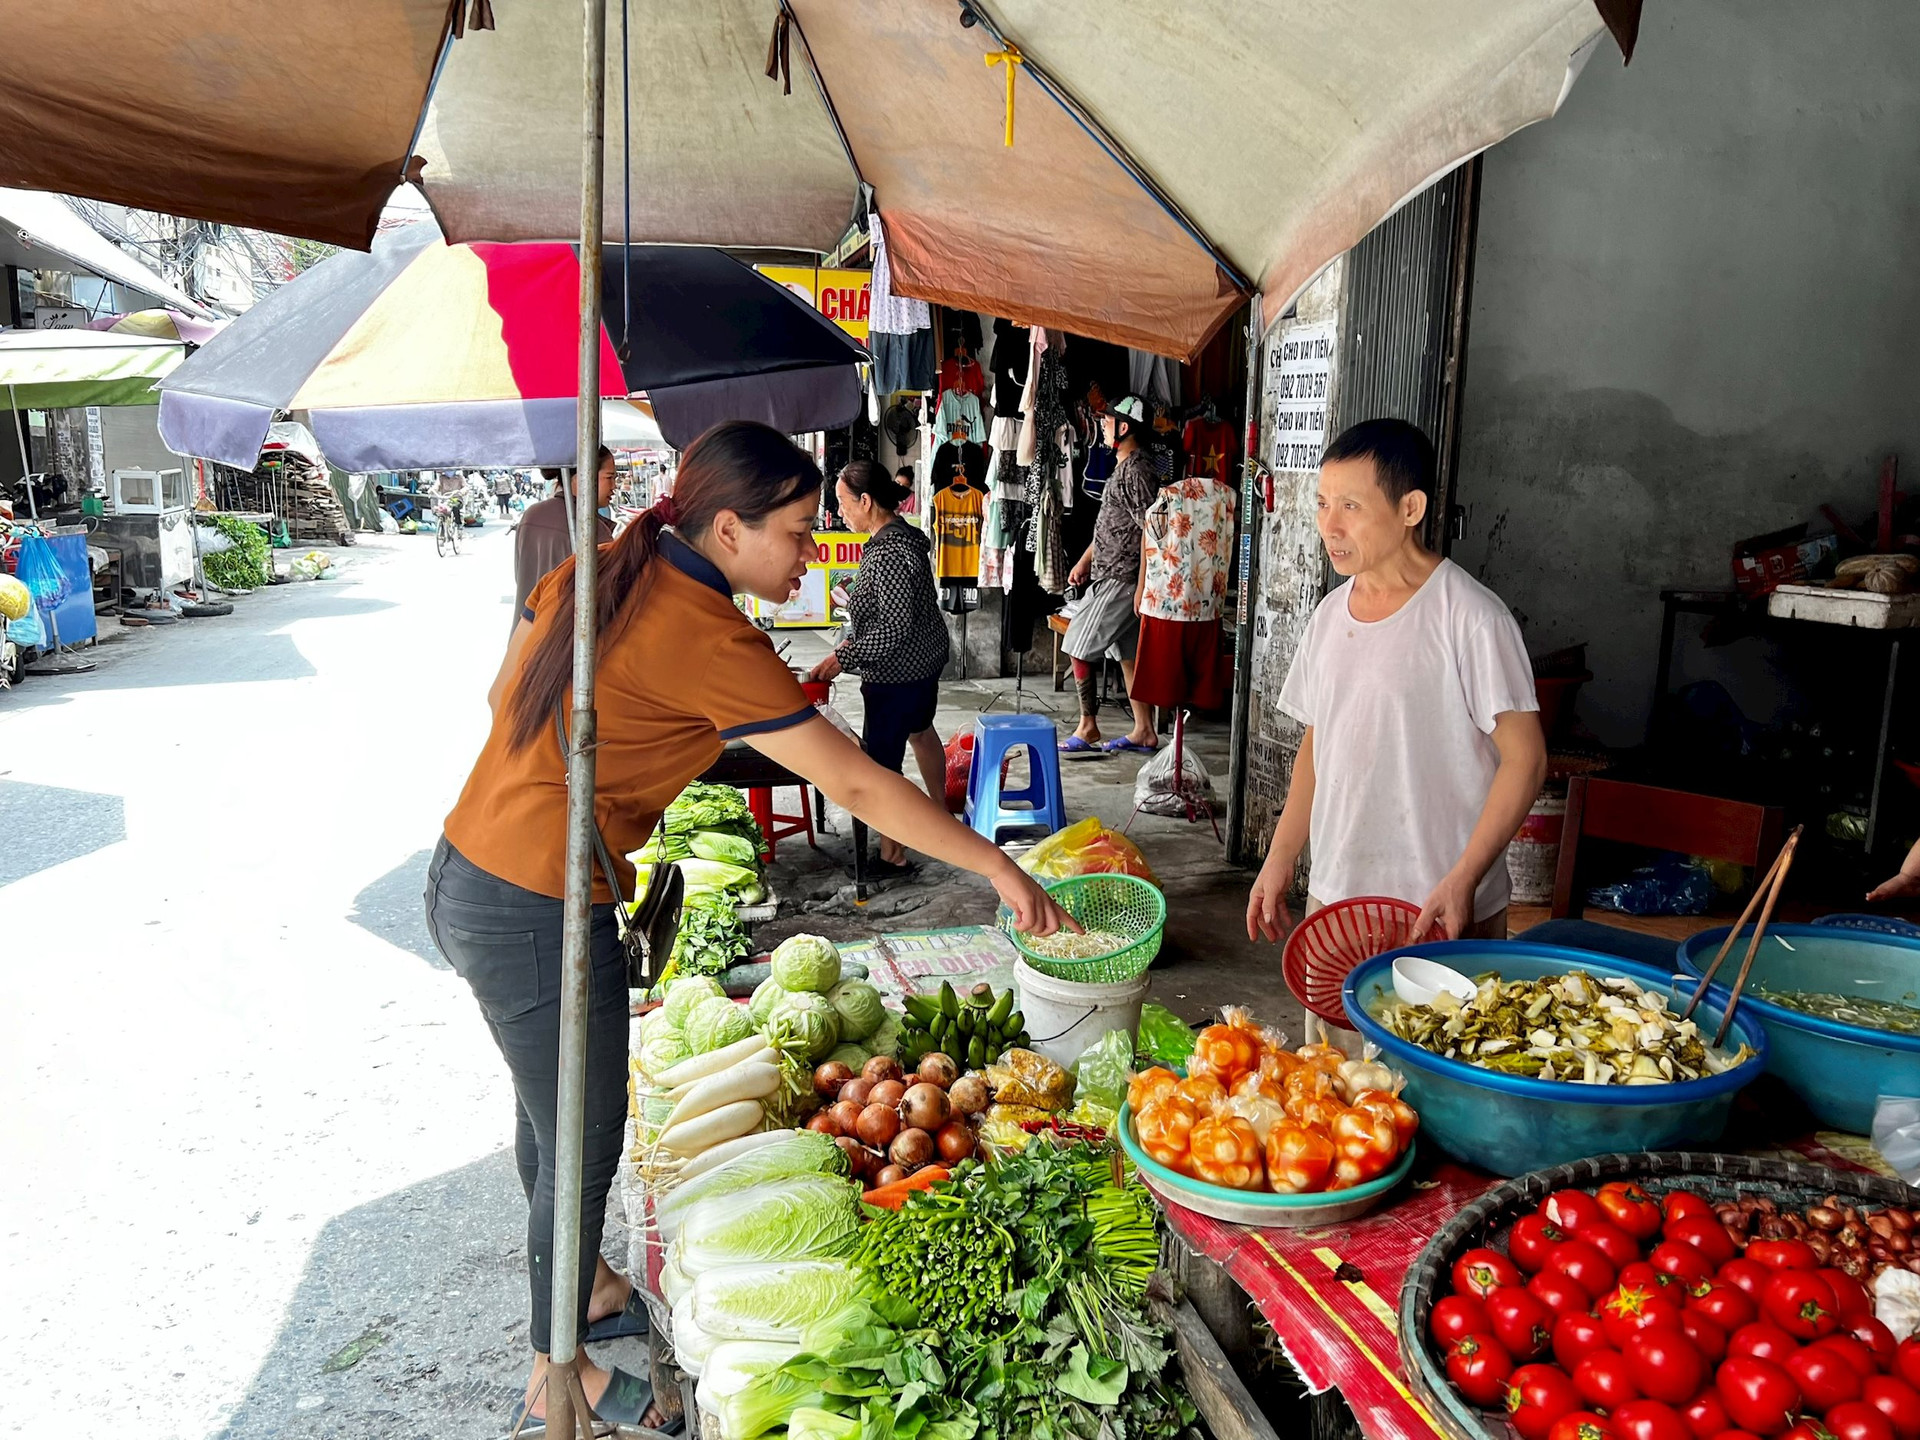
1246, 419, 1546, 941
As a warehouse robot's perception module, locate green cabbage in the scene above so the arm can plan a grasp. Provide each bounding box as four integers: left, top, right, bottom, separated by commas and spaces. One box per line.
685, 994, 755, 1054
770, 934, 841, 993
664, 975, 726, 1028
748, 976, 788, 1027
788, 1409, 861, 1440
825, 1042, 870, 1072
864, 1014, 902, 1059
691, 830, 760, 868
691, 1260, 862, 1342
655, 1131, 848, 1241
825, 979, 885, 1041
638, 1027, 691, 1077
672, 1174, 860, 1274
767, 989, 840, 1062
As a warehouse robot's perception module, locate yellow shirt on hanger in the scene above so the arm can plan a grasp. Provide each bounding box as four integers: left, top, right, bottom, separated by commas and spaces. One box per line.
931, 482, 983, 581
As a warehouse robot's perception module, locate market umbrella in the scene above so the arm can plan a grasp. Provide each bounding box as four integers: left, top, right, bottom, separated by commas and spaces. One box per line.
86, 309, 229, 347
0, 328, 182, 409
156, 220, 866, 471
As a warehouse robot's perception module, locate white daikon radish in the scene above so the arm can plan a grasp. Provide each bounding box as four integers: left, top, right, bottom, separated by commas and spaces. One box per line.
654, 1035, 769, 1091
666, 1061, 780, 1128
658, 1098, 764, 1157
674, 1128, 795, 1185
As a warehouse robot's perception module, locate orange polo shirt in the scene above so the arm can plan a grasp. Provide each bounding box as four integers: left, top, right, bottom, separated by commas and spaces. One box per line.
444, 531, 814, 902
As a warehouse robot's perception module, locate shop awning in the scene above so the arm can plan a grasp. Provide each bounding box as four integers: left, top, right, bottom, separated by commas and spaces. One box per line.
0, 328, 184, 408
0, 189, 214, 319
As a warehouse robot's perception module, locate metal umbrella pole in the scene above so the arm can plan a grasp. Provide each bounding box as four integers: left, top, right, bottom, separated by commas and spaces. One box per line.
549, 0, 607, 1432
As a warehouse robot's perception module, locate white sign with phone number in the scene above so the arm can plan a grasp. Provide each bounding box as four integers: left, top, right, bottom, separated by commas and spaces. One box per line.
1266, 320, 1335, 474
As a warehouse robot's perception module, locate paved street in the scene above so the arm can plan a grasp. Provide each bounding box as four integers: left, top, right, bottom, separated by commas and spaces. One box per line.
1, 522, 640, 1437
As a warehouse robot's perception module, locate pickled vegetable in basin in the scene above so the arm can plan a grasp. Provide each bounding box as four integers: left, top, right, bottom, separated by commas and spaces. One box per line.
1677, 923, 1920, 1134
1342, 942, 1768, 1177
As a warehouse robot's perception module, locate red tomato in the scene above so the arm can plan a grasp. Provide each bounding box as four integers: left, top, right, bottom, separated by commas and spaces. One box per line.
1720, 1261, 1774, 1303
1747, 1240, 1819, 1273
1862, 1376, 1920, 1440
1604, 1285, 1689, 1348
1683, 1393, 1733, 1440
1615, 1400, 1696, 1440
1552, 1414, 1621, 1440
1683, 1313, 1731, 1365
1510, 1364, 1586, 1440
1899, 1338, 1920, 1393
1763, 1272, 1841, 1341
1456, 1247, 1526, 1299
1664, 1191, 1717, 1226
1653, 1242, 1719, 1287
1433, 1294, 1493, 1347
1578, 1349, 1645, 1410
1825, 1400, 1897, 1440
1511, 1214, 1572, 1273
1558, 1311, 1616, 1372
1585, 1221, 1648, 1270
1709, 1432, 1766, 1440
1599, 1182, 1667, 1242
1532, 1271, 1598, 1319
1813, 1337, 1880, 1382
1627, 1329, 1710, 1406
1691, 1281, 1760, 1334
1447, 1333, 1516, 1407
1550, 1239, 1621, 1298
1781, 1424, 1832, 1440
1787, 1344, 1865, 1412
1546, 1190, 1613, 1236
1716, 1356, 1804, 1437
1626, 1262, 1694, 1297
1667, 1216, 1740, 1268
1731, 1324, 1803, 1366
1819, 1271, 1871, 1322
1847, 1318, 1896, 1374
1488, 1289, 1558, 1363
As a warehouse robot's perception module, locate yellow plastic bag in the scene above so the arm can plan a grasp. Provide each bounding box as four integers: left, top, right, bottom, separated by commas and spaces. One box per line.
984, 1048, 1074, 1111
1018, 816, 1159, 887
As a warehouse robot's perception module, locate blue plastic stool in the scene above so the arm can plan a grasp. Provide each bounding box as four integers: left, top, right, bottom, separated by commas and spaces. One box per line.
965, 714, 1067, 843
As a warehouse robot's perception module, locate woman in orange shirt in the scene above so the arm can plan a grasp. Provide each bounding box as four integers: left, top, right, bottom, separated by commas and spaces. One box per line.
427, 422, 1069, 1430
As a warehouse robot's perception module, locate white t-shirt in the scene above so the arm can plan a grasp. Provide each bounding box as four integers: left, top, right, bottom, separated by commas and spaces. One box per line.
1277, 559, 1537, 921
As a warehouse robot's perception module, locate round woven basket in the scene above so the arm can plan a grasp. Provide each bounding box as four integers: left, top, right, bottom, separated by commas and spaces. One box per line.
1004, 873, 1166, 984
1400, 1151, 1920, 1440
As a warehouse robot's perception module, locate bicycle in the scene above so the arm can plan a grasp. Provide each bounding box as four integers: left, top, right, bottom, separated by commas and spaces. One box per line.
434, 494, 464, 557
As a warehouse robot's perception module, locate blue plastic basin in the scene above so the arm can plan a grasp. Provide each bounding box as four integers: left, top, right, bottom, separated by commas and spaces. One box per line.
1342, 942, 1769, 1177
1676, 924, 1920, 1135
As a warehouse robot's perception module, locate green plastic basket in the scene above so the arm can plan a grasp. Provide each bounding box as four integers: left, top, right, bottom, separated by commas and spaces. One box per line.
1005, 873, 1166, 982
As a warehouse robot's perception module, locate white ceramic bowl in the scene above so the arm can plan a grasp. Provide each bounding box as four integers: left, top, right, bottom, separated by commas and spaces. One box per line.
1392, 954, 1478, 1007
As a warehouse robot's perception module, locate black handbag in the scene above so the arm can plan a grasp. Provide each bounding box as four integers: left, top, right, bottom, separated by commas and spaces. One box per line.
554, 706, 682, 987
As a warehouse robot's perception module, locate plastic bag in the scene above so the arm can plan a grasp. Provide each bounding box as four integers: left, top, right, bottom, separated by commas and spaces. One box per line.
1070, 1028, 1132, 1128
1134, 742, 1214, 818
1587, 856, 1713, 916
1873, 1095, 1920, 1185
942, 731, 975, 813
983, 1048, 1073, 1111
13, 531, 69, 606
1019, 816, 1160, 887
1136, 1002, 1197, 1068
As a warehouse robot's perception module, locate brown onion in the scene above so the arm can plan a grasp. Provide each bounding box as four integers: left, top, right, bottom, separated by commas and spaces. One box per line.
840, 1077, 875, 1107
814, 1061, 855, 1097
856, 1103, 901, 1149
901, 1083, 952, 1132
830, 1100, 865, 1135
862, 1056, 903, 1085
935, 1119, 976, 1165
947, 1075, 990, 1116
868, 1079, 907, 1109
890, 1127, 935, 1169
835, 1134, 864, 1168
807, 1111, 839, 1136
916, 1053, 959, 1089
873, 1164, 908, 1188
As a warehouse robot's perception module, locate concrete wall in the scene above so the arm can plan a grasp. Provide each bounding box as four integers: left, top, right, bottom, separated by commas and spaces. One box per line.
1451, 0, 1920, 746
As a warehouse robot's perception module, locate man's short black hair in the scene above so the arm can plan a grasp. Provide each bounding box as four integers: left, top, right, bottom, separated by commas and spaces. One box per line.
1321, 418, 1436, 506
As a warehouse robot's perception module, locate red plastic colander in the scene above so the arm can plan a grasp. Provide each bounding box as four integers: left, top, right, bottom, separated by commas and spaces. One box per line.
1281, 896, 1445, 1026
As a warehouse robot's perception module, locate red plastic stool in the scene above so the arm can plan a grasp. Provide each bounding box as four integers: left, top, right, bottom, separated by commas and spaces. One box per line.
747, 785, 817, 862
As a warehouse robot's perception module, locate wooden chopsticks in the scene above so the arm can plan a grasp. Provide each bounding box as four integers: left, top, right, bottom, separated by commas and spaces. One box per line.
1678, 825, 1804, 1046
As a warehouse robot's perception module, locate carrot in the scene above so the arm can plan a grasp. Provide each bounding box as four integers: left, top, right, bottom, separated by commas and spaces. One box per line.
860, 1165, 952, 1209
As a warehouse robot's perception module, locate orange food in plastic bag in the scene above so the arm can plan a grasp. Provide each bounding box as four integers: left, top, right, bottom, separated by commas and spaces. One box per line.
1223, 1090, 1288, 1145
1296, 1042, 1348, 1077
1331, 1105, 1400, 1180
1350, 1088, 1420, 1150
1187, 1115, 1265, 1190
1326, 1154, 1369, 1190
1174, 1073, 1228, 1114
1127, 1066, 1181, 1114
1135, 1094, 1198, 1173
1266, 1122, 1335, 1194
1190, 1023, 1262, 1089
1291, 1094, 1349, 1133
1282, 1064, 1335, 1112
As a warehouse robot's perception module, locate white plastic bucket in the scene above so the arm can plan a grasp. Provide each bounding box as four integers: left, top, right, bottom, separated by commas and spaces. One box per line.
1013, 957, 1151, 1069
1506, 793, 1566, 905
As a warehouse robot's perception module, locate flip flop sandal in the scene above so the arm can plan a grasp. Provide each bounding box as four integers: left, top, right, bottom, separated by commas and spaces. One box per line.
583, 1286, 650, 1343
1100, 737, 1158, 755
508, 1366, 675, 1438
1057, 735, 1105, 755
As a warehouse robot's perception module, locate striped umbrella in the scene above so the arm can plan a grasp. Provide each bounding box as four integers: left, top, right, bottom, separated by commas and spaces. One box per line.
158, 220, 864, 471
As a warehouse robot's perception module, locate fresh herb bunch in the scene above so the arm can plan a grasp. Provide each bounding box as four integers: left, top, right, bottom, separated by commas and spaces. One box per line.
200, 514, 272, 590
668, 894, 749, 978
849, 1193, 1015, 1330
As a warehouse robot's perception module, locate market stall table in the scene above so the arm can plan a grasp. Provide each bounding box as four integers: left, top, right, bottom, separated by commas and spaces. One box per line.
696, 740, 869, 899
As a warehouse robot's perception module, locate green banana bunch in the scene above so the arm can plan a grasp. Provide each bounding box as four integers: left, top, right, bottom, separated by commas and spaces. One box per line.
898, 980, 1028, 1071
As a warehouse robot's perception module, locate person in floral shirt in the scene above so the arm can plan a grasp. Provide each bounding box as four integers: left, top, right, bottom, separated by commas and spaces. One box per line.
1129, 467, 1235, 712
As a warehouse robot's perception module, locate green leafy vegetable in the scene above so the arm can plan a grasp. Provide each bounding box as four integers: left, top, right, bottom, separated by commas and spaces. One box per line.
827, 979, 886, 1041
787, 1407, 862, 1440
663, 975, 726, 1028
656, 1130, 848, 1240
826, 1042, 871, 1072
692, 830, 761, 868
678, 857, 762, 898
749, 975, 788, 1026
686, 994, 756, 1054
768, 989, 842, 1062
670, 895, 751, 980
671, 1174, 860, 1274
771, 933, 843, 993
692, 1260, 864, 1342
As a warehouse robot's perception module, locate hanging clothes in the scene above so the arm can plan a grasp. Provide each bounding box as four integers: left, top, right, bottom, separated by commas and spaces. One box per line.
931, 480, 984, 581
945, 311, 984, 355
1017, 327, 1062, 467
937, 354, 984, 400
873, 330, 935, 394
988, 413, 1021, 451
1182, 415, 1236, 485
1139, 476, 1236, 623
930, 439, 988, 491
933, 389, 986, 444
868, 215, 930, 335
978, 449, 1026, 590
990, 317, 1031, 416
1127, 348, 1182, 409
